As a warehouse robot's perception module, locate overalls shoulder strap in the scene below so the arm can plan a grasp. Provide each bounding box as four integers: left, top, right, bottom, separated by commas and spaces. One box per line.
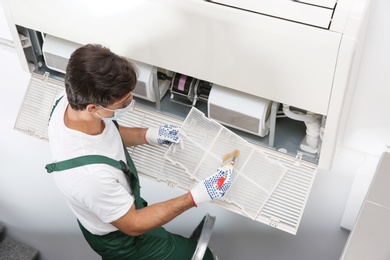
45, 155, 128, 174
45, 95, 144, 209
48, 95, 64, 123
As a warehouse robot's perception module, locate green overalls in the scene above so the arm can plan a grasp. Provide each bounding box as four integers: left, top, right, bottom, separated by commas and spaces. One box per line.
45, 98, 214, 260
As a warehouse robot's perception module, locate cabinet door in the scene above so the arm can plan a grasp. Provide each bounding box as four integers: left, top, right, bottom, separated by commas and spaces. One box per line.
7, 0, 341, 115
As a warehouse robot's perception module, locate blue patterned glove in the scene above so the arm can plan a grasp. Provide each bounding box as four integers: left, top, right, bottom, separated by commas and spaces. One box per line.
189, 162, 234, 206
145, 124, 181, 145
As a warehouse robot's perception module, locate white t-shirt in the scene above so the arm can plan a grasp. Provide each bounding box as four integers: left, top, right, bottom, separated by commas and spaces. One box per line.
48, 94, 134, 235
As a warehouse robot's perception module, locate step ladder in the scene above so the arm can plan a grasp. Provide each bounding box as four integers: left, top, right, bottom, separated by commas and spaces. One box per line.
190, 214, 218, 260
0, 222, 39, 260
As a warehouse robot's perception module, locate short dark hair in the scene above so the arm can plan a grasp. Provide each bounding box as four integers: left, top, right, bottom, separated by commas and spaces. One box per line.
64, 44, 138, 110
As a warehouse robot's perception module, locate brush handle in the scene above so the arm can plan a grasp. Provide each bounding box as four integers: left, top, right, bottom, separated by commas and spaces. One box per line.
221, 160, 235, 170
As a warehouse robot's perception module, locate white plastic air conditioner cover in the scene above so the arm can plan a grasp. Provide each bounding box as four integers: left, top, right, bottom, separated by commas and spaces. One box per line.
15, 73, 318, 235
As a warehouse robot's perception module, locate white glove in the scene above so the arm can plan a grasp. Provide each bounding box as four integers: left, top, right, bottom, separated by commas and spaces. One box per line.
189, 162, 234, 207
144, 124, 181, 145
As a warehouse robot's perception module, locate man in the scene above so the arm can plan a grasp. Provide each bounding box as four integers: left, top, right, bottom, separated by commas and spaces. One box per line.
46, 44, 234, 260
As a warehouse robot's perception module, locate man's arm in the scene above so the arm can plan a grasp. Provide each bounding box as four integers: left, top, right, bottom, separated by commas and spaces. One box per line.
118, 125, 148, 147
118, 124, 181, 147
111, 163, 234, 237
111, 192, 194, 236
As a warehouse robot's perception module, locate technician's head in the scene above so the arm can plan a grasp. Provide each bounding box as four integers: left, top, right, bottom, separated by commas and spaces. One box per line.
65, 44, 138, 111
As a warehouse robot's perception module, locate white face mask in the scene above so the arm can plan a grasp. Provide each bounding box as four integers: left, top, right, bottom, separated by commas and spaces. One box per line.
97, 99, 135, 121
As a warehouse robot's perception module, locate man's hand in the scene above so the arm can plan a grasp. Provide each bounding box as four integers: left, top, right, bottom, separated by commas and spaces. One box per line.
144, 124, 181, 145
189, 162, 234, 207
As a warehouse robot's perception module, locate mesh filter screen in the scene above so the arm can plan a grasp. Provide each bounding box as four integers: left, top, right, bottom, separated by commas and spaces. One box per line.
165, 107, 287, 219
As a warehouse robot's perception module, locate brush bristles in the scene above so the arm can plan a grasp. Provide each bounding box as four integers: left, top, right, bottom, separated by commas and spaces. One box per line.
222, 149, 240, 162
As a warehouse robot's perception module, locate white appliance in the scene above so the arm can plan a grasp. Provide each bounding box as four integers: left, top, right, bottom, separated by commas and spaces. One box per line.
130, 62, 170, 103
42, 34, 168, 102
5, 0, 368, 169
6, 0, 372, 234
208, 84, 272, 137
42, 34, 81, 74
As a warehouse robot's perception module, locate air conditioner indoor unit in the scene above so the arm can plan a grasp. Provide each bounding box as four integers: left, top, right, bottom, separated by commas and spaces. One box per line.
42, 34, 169, 102
8, 0, 372, 235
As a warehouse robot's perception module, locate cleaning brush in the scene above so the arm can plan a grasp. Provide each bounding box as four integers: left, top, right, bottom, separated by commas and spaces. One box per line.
217, 149, 239, 188
222, 149, 240, 163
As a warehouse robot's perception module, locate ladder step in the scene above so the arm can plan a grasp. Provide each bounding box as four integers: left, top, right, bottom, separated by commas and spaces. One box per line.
0, 236, 39, 260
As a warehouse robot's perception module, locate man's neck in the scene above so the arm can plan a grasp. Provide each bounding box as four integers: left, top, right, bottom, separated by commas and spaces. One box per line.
64, 104, 105, 135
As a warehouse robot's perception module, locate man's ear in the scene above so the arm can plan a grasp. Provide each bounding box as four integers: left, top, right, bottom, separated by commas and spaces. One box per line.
86, 104, 98, 113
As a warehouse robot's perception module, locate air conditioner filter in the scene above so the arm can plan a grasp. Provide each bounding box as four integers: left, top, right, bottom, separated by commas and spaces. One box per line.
165, 107, 287, 219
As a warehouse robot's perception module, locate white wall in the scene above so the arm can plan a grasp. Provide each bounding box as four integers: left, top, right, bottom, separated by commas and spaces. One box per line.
341, 152, 390, 260
0, 1, 11, 41
0, 1, 389, 260
339, 0, 390, 231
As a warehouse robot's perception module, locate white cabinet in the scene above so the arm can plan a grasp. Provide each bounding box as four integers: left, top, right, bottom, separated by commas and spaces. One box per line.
341, 152, 390, 260
5, 0, 372, 234
5, 0, 367, 116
